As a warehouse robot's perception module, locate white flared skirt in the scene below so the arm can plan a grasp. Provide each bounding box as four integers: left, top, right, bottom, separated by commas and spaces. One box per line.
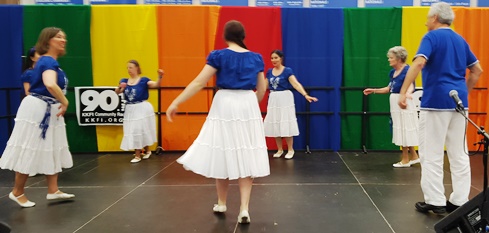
0, 95, 73, 175
177, 90, 270, 180
389, 93, 419, 147
263, 90, 299, 137
120, 101, 157, 150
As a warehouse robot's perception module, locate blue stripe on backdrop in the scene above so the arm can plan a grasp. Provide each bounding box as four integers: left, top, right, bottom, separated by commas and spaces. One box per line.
365, 0, 414, 7
281, 8, 343, 151
0, 6, 23, 155
479, 0, 489, 6
310, 0, 357, 8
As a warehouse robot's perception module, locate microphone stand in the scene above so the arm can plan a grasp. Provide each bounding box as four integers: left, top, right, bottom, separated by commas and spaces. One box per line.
455, 106, 488, 221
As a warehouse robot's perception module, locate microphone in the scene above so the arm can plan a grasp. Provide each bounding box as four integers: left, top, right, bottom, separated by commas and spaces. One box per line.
449, 90, 464, 109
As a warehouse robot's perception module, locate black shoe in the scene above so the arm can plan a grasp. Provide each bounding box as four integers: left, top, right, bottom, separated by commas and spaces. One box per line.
446, 201, 460, 213
415, 202, 446, 214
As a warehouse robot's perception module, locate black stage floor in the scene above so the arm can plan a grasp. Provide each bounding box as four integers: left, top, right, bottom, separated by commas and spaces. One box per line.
0, 151, 487, 233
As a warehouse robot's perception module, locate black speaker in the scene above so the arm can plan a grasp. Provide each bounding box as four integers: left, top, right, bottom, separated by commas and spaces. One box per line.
0, 221, 11, 233
434, 189, 489, 233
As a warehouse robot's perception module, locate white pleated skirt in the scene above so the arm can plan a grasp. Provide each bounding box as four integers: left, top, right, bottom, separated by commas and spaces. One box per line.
0, 95, 73, 176
120, 101, 157, 150
177, 90, 270, 180
263, 90, 299, 137
389, 93, 419, 147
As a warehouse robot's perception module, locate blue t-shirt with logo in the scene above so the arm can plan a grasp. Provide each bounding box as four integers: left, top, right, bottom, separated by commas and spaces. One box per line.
415, 28, 478, 110
206, 49, 264, 90
388, 65, 410, 94
120, 77, 150, 103
266, 67, 294, 91
29, 56, 68, 98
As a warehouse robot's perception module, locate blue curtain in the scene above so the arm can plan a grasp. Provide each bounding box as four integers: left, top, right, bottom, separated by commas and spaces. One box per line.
0, 6, 23, 155
281, 8, 344, 151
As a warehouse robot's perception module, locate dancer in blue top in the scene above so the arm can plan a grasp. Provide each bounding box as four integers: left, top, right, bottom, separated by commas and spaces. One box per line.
21, 47, 40, 96
0, 27, 75, 208
398, 2, 483, 214
264, 50, 318, 159
364, 46, 419, 168
115, 60, 163, 163
166, 20, 269, 224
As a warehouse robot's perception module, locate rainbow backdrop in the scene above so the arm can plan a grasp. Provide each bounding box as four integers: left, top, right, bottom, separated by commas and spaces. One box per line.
0, 5, 488, 153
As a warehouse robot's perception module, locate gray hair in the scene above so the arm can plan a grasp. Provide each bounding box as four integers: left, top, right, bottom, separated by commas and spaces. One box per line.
428, 2, 455, 26
387, 46, 408, 63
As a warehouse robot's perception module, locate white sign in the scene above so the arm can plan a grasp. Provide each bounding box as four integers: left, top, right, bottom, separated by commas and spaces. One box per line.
75, 87, 125, 126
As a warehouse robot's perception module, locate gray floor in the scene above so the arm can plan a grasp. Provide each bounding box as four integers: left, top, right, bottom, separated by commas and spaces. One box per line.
0, 151, 487, 233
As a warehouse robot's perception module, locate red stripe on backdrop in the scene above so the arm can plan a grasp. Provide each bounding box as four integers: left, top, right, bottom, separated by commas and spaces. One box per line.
214, 7, 283, 150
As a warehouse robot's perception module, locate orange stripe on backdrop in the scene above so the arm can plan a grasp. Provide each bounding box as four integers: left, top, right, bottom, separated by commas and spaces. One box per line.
91, 5, 159, 152
214, 7, 283, 150
453, 8, 489, 151
156, 6, 220, 150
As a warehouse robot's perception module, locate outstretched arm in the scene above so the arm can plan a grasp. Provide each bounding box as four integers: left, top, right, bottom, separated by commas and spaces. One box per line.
289, 75, 318, 103
166, 65, 217, 122
363, 86, 390, 95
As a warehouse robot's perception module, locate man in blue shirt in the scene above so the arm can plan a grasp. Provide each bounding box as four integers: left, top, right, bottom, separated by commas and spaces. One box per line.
398, 2, 483, 214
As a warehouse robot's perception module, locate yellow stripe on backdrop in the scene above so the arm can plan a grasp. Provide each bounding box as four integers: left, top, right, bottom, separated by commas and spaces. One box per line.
401, 7, 430, 87
91, 5, 159, 152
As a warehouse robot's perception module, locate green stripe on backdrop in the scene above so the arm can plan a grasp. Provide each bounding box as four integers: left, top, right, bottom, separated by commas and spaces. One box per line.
342, 8, 402, 150
23, 6, 97, 153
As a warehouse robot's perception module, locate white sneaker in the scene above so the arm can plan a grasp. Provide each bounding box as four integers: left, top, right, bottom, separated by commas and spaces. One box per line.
9, 192, 35, 208
142, 151, 152, 160
273, 151, 284, 158
130, 157, 141, 163
284, 151, 295, 159
392, 161, 411, 168
409, 158, 420, 165
46, 191, 75, 200
238, 210, 250, 224
213, 204, 227, 213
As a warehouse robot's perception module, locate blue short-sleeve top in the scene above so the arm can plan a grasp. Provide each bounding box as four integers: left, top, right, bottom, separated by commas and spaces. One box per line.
206, 49, 265, 90
415, 28, 478, 110
120, 77, 150, 103
29, 56, 68, 98
388, 65, 410, 94
266, 67, 294, 91
21, 69, 34, 83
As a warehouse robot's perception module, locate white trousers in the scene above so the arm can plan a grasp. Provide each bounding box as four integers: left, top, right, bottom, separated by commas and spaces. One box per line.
419, 110, 471, 206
